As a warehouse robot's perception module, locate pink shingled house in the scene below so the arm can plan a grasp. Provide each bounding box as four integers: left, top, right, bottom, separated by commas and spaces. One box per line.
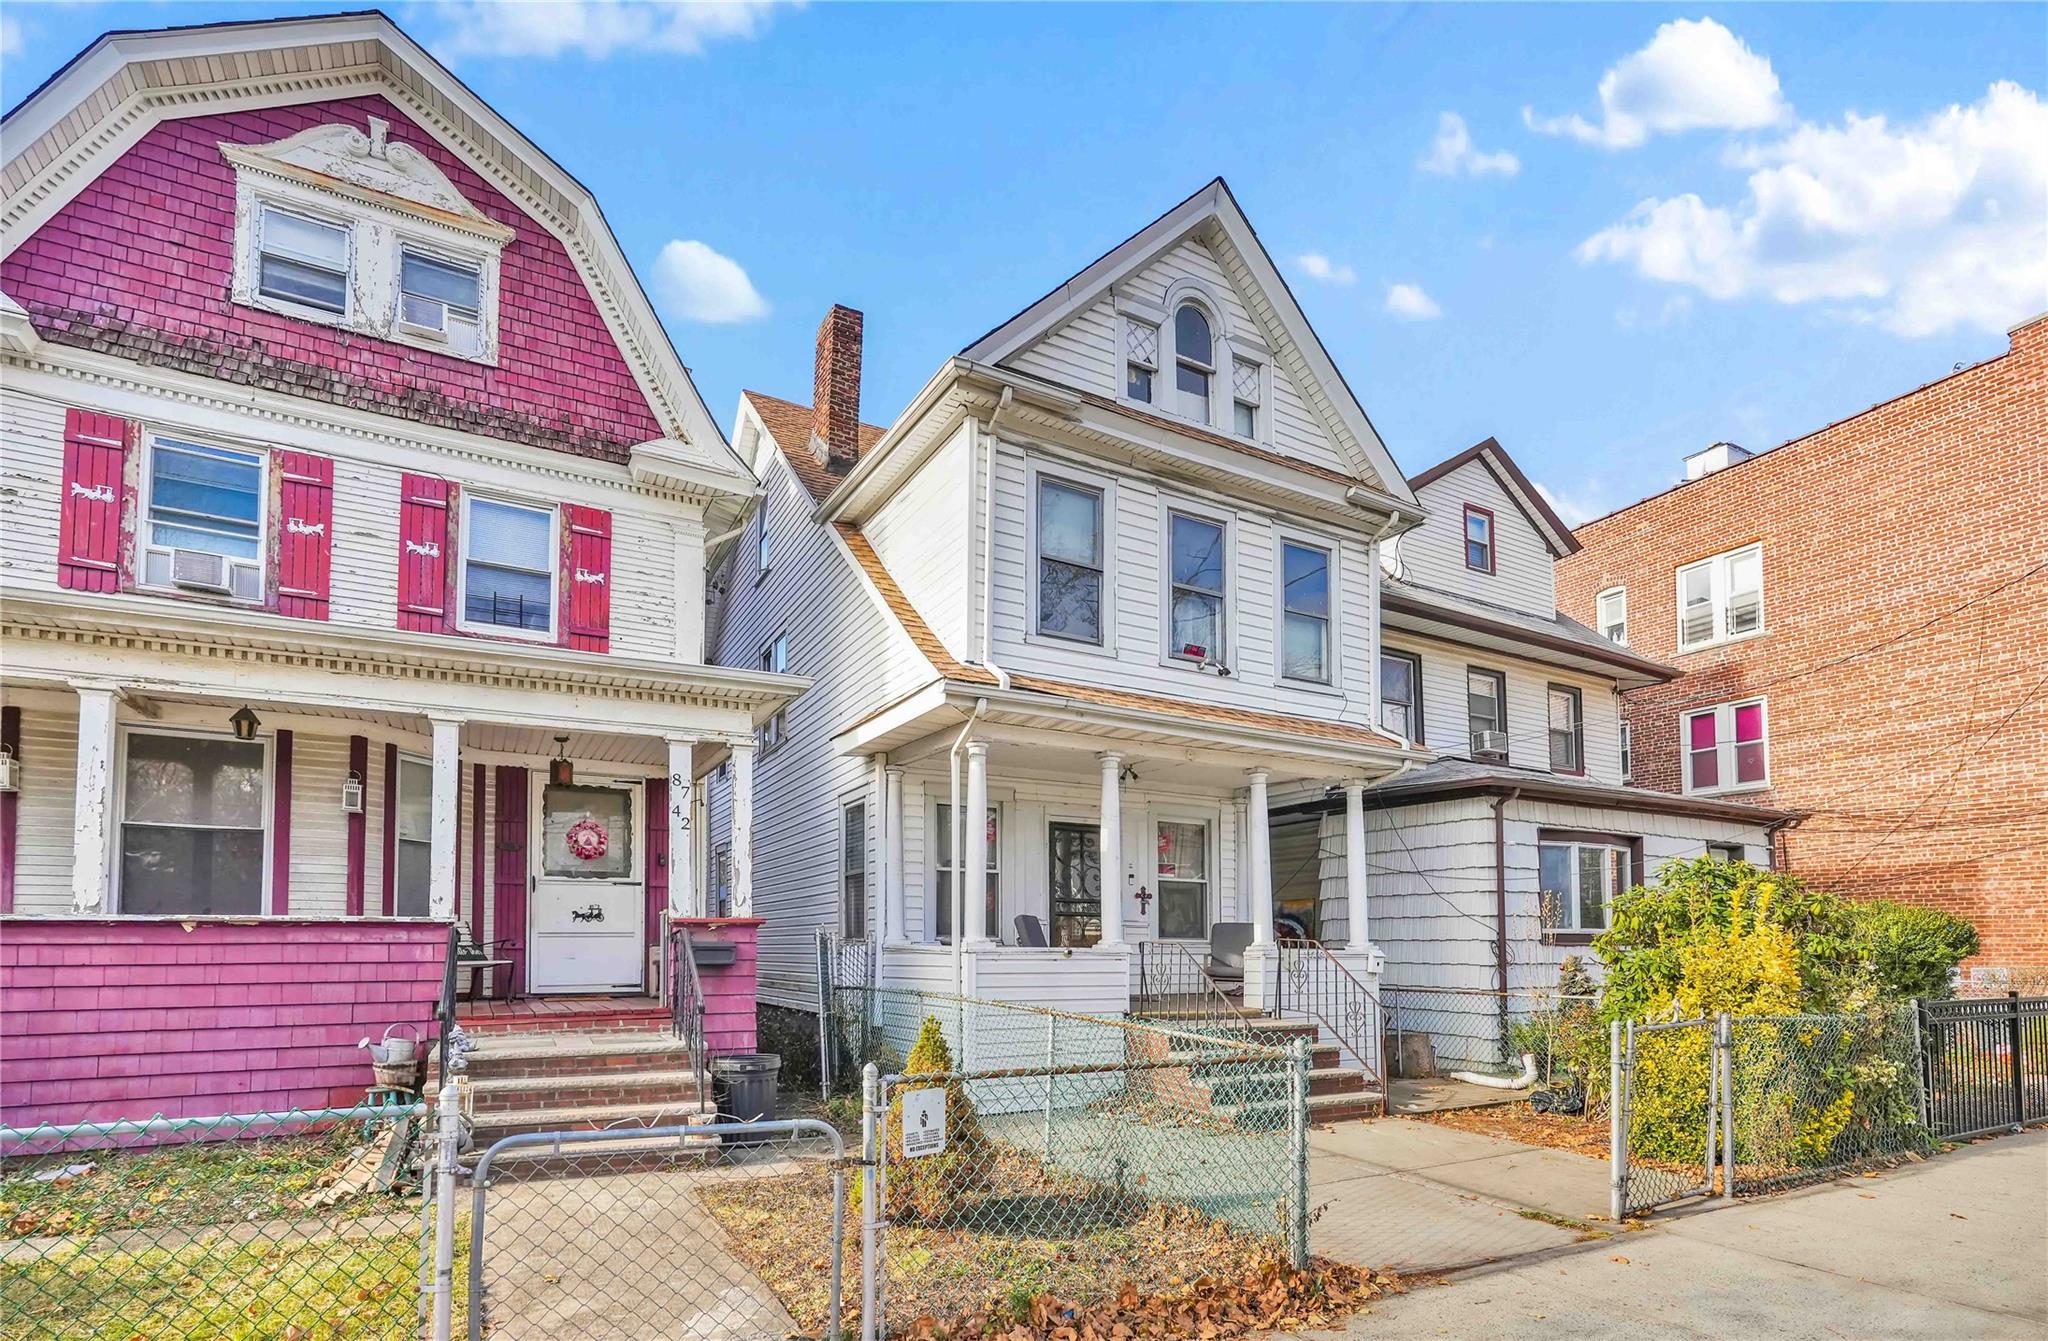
0, 13, 798, 1131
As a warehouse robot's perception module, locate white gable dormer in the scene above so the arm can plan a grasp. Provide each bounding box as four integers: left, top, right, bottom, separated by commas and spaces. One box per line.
1394, 438, 1580, 618
223, 116, 513, 362
964, 179, 1415, 506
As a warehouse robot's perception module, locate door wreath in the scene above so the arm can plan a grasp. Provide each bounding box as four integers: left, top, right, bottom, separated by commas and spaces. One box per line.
564, 817, 610, 862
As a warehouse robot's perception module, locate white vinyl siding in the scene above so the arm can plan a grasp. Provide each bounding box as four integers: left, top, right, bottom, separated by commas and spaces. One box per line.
1403, 457, 1559, 617
1383, 632, 1626, 784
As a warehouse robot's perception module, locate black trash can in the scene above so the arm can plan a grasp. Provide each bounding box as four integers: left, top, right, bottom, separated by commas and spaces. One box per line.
712, 1053, 781, 1142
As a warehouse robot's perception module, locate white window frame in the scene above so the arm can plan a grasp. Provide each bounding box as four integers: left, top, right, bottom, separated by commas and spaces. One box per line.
1538, 836, 1630, 934
1274, 526, 1341, 690
229, 170, 505, 366
1170, 298, 1219, 426
393, 752, 434, 918
1150, 808, 1217, 943
1230, 356, 1264, 442
454, 492, 560, 643
841, 796, 869, 941
1123, 313, 1159, 405
1158, 498, 1233, 671
1379, 648, 1423, 742
111, 723, 273, 915
930, 799, 1002, 944
1025, 458, 1118, 655
1682, 696, 1771, 797
137, 429, 270, 605
1466, 665, 1510, 760
1619, 720, 1633, 782
1675, 544, 1765, 650
1597, 587, 1628, 646
758, 634, 791, 753
755, 505, 772, 582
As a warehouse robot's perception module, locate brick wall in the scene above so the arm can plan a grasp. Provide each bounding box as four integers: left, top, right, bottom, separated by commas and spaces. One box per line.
0, 918, 447, 1128
0, 95, 662, 461
1557, 318, 2048, 969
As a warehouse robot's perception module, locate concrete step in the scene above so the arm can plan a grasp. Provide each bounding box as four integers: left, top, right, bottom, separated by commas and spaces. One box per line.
466, 1068, 707, 1116
1211, 1087, 1386, 1127
439, 1031, 694, 1083
466, 1096, 717, 1147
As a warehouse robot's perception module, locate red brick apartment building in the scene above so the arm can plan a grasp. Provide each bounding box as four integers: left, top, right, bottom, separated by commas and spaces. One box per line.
1558, 315, 2048, 977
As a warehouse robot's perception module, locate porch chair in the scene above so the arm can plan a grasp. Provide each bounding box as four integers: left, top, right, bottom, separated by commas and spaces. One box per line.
1013, 914, 1050, 947
1204, 921, 1254, 999
454, 931, 517, 1001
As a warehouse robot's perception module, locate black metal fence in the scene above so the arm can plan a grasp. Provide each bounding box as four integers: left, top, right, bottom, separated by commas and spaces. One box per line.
1918, 993, 2048, 1141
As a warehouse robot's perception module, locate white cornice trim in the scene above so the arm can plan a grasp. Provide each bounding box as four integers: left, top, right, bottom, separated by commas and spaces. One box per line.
0, 288, 38, 353
0, 352, 755, 513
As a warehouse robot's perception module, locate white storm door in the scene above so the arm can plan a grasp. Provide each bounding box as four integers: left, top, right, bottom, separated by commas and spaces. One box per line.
527, 779, 644, 993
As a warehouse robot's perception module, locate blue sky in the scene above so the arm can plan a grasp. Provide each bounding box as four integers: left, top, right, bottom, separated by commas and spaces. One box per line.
4, 3, 2042, 521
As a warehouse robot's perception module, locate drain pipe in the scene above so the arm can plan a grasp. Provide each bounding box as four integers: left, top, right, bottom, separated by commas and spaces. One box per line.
1451, 1052, 1538, 1089
1492, 788, 1520, 1063
948, 698, 988, 997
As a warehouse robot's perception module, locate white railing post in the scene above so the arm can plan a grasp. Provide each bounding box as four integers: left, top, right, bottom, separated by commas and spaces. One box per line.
860, 1063, 882, 1341
1608, 1020, 1626, 1222
430, 1075, 462, 1341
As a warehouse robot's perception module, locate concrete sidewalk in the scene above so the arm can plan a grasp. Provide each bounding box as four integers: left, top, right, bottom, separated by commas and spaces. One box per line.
1301, 1128, 2048, 1341
1308, 1118, 1611, 1272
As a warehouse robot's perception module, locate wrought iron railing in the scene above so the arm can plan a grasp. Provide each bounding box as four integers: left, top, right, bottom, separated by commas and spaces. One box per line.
1274, 940, 1385, 1095
1918, 992, 2048, 1140
665, 917, 710, 1099
1132, 940, 1254, 1041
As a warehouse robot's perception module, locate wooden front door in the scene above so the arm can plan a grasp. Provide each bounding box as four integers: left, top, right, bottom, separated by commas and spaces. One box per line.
1047, 821, 1102, 948
526, 779, 644, 993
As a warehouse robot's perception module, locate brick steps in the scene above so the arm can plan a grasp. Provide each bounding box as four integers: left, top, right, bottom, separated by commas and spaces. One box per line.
467, 1098, 717, 1147
438, 1027, 711, 1147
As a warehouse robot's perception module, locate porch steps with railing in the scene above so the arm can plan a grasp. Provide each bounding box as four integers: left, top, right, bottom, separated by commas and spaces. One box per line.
1129, 1010, 1384, 1123
432, 1028, 712, 1147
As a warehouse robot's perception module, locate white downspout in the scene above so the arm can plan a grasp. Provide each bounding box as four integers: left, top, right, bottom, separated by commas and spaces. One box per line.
948, 698, 988, 997
1450, 1053, 1539, 1089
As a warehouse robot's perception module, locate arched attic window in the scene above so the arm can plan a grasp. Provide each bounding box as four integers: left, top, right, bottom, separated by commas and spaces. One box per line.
1173, 302, 1215, 425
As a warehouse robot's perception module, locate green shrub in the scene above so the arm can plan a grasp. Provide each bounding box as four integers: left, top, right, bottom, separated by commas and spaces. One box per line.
1845, 900, 1979, 1002
854, 1015, 988, 1223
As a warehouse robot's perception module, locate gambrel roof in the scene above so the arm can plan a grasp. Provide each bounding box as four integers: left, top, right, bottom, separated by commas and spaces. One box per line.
961, 177, 1417, 506
0, 10, 746, 487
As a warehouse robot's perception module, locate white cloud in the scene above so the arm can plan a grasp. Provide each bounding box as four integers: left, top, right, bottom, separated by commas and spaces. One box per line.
0, 15, 23, 59
429, 1, 791, 59
1535, 481, 1603, 528
1384, 283, 1442, 321
1524, 18, 1789, 149
1418, 112, 1520, 177
1578, 81, 2048, 337
1296, 253, 1357, 286
652, 240, 768, 323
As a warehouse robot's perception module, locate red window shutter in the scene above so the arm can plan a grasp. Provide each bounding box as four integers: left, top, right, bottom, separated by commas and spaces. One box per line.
397, 474, 455, 632
58, 410, 132, 592
274, 451, 335, 621
563, 504, 612, 652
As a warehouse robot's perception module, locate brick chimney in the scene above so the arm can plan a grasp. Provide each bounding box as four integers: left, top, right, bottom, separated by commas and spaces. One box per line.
811, 304, 864, 472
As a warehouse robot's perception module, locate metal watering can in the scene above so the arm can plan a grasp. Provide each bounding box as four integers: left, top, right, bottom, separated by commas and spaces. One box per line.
360, 1023, 419, 1067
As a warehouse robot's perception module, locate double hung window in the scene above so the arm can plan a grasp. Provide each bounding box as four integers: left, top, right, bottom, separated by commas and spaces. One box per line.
759, 635, 790, 751
1597, 588, 1627, 645
1463, 506, 1495, 573
932, 804, 999, 943
257, 205, 350, 315
1538, 836, 1630, 933
1125, 319, 1158, 403
1547, 684, 1584, 774
841, 801, 867, 939
141, 435, 266, 601
1155, 820, 1210, 940
1036, 477, 1106, 644
461, 496, 555, 636
1467, 668, 1508, 759
398, 250, 484, 355
1379, 650, 1422, 741
1173, 304, 1214, 424
1280, 541, 1332, 683
118, 730, 267, 917
394, 756, 433, 917
1684, 698, 1769, 794
1167, 511, 1225, 664
1677, 545, 1764, 649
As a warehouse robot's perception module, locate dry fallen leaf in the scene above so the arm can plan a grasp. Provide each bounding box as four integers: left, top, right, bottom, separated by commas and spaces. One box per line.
1610, 1256, 1630, 1265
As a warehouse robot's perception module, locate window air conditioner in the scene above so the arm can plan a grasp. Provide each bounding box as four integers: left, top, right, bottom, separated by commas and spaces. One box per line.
1471, 730, 1509, 758
171, 548, 231, 593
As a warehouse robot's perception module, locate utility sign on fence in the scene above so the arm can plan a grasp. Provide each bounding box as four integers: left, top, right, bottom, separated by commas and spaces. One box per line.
902, 1087, 946, 1158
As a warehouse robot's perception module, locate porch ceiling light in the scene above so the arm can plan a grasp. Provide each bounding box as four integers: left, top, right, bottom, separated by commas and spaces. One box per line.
229, 706, 261, 742
549, 734, 574, 786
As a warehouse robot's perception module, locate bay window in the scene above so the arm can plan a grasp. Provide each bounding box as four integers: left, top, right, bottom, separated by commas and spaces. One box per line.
1167, 510, 1226, 664
1155, 820, 1210, 940
460, 495, 556, 636
1280, 540, 1332, 683
1677, 544, 1764, 649
1036, 476, 1105, 644
1684, 698, 1769, 795
118, 729, 267, 916
1538, 834, 1633, 934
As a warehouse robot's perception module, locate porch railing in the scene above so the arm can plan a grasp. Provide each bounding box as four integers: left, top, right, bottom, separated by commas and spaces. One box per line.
1132, 940, 1254, 1042
664, 917, 710, 1100
1274, 940, 1386, 1096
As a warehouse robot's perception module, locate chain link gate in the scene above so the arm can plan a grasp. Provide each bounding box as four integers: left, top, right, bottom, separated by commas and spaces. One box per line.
1609, 1016, 1733, 1218
463, 1118, 847, 1341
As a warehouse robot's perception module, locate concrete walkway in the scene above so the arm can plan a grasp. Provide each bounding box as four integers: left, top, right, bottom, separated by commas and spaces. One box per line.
1308, 1117, 1612, 1273
1301, 1128, 2048, 1341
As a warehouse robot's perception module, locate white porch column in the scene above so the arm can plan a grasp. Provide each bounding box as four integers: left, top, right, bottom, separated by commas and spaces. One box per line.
427, 716, 462, 920
1247, 768, 1274, 947
884, 764, 907, 944
666, 736, 698, 916
68, 684, 118, 912
729, 739, 755, 918
1097, 752, 1125, 946
1343, 781, 1369, 948
963, 740, 990, 943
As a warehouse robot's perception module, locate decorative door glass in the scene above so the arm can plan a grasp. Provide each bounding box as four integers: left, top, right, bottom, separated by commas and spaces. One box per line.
1048, 821, 1102, 948
541, 784, 633, 879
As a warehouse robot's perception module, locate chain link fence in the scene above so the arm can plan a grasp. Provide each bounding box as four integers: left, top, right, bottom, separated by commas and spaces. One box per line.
835, 986, 1310, 1336
0, 1101, 434, 1339
1381, 984, 1602, 1088
1611, 1017, 1723, 1216
465, 1118, 847, 1341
